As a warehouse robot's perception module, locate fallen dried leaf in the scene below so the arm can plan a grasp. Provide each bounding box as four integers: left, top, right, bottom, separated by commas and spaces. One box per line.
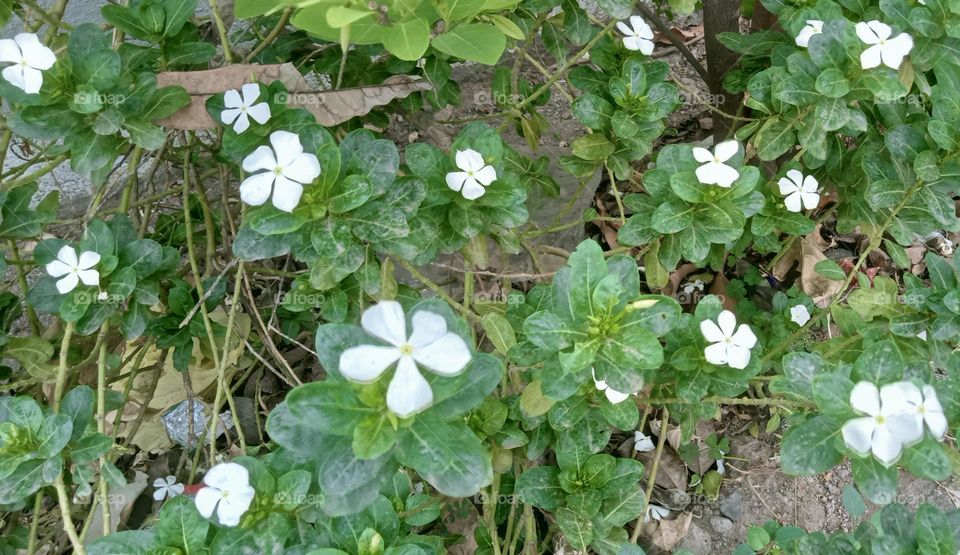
650, 510, 694, 551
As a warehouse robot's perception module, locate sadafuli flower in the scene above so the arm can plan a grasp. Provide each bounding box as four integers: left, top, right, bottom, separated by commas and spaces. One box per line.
152, 475, 184, 501
634, 431, 655, 452
592, 368, 630, 404
0, 33, 55, 94
45, 245, 100, 294
700, 310, 757, 369
195, 462, 255, 527
693, 141, 740, 187
900, 383, 948, 441
856, 20, 913, 70
240, 131, 321, 212
617, 16, 655, 55
445, 149, 497, 200
339, 301, 472, 418
795, 20, 823, 47
789, 304, 811, 326
841, 382, 925, 466
778, 170, 820, 213
221, 83, 270, 134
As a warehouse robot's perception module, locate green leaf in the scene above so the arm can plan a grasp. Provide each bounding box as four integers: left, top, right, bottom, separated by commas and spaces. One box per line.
383, 18, 431, 61
515, 466, 563, 510
571, 134, 615, 161
431, 24, 506, 65
900, 436, 951, 480
353, 413, 397, 460
157, 496, 209, 554
554, 507, 593, 550
480, 312, 516, 355
571, 94, 614, 130
275, 469, 311, 511
916, 503, 956, 555
851, 456, 898, 505
814, 259, 846, 281
286, 381, 375, 436
780, 416, 843, 475
840, 484, 866, 517
396, 415, 492, 497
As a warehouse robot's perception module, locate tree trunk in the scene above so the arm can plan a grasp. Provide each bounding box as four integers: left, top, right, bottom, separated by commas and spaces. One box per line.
702, 0, 743, 140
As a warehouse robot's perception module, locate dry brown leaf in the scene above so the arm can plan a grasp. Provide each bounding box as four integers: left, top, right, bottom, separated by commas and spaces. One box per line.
799, 235, 843, 307
650, 510, 694, 551
156, 63, 430, 129
82, 471, 148, 546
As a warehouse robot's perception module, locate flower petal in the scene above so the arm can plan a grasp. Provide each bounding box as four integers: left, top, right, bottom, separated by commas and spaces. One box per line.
247, 102, 271, 125
153, 488, 166, 501
841, 417, 875, 455
361, 300, 407, 347
731, 324, 757, 349
57, 245, 79, 267
0, 39, 19, 63
783, 191, 803, 213
16, 33, 55, 70
860, 44, 883, 69
704, 342, 728, 365
622, 36, 643, 51
712, 163, 740, 187
726, 344, 751, 369
238, 172, 275, 206
716, 310, 737, 337
339, 344, 401, 382
855, 21, 881, 45
634, 433, 655, 452
456, 149, 485, 172
616, 21, 633, 36
801, 175, 819, 192
1, 65, 25, 92
204, 462, 248, 490
283, 153, 321, 184
223, 88, 242, 109
713, 140, 739, 162
692, 147, 714, 163
605, 387, 630, 404
867, 20, 892, 41
46, 259, 72, 278
56, 273, 79, 294
884, 412, 923, 446
412, 332, 472, 376
240, 83, 261, 106
408, 311, 448, 348
881, 33, 913, 69
461, 178, 487, 200
386, 356, 433, 418
924, 409, 948, 441
232, 112, 250, 134
637, 38, 654, 56
271, 175, 303, 213
270, 131, 305, 167
880, 381, 921, 414
242, 145, 277, 173
850, 381, 880, 416
778, 177, 799, 196
78, 251, 101, 270
800, 191, 820, 210
445, 171, 469, 192
194, 487, 220, 518
699, 319, 725, 343
220, 107, 242, 126
77, 269, 99, 287
473, 165, 497, 186
217, 485, 254, 526
871, 425, 903, 466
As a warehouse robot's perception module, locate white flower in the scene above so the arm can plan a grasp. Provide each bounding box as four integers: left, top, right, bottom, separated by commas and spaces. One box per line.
591, 368, 630, 404
856, 20, 913, 70
195, 462, 255, 527
634, 431, 655, 452
899, 384, 948, 441
692, 141, 740, 187
778, 170, 820, 213
841, 382, 923, 466
700, 310, 757, 370
0, 33, 55, 94
617, 16, 655, 55
645, 503, 669, 522
339, 301, 472, 418
240, 131, 321, 213
152, 475, 184, 501
221, 83, 270, 134
682, 280, 704, 295
45, 245, 100, 294
795, 20, 824, 47
789, 305, 811, 326
445, 149, 496, 200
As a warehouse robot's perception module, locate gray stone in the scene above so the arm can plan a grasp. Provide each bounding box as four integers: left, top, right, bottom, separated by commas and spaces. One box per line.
718, 490, 743, 521
709, 515, 734, 536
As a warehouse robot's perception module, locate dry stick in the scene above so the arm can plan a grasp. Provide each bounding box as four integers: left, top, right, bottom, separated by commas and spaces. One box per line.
635, 3, 709, 82
95, 322, 112, 536
240, 269, 302, 386
630, 407, 669, 543
393, 257, 479, 323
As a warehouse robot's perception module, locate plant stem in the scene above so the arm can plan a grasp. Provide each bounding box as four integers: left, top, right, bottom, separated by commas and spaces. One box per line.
393, 257, 479, 323
53, 475, 86, 555
7, 240, 41, 335
245, 8, 293, 62
53, 321, 75, 411
96, 321, 111, 536
631, 407, 669, 543
208, 0, 233, 62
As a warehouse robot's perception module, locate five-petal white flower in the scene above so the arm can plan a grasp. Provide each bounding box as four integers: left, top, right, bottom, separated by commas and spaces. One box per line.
45, 245, 100, 294
617, 16, 655, 55
693, 141, 740, 187
841, 381, 926, 466
856, 20, 913, 70
778, 170, 820, 213
789, 304, 811, 326
634, 431, 655, 452
0, 33, 55, 94
152, 475, 184, 501
221, 83, 271, 134
700, 310, 757, 370
795, 20, 824, 48
339, 301, 472, 418
445, 149, 497, 200
592, 368, 631, 404
195, 462, 255, 527
240, 131, 321, 213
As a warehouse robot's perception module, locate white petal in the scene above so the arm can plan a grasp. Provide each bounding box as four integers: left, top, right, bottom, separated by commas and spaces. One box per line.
778, 177, 800, 196
871, 425, 903, 466
884, 413, 923, 445
412, 332, 471, 376
841, 417, 875, 455
56, 245, 79, 267
242, 145, 277, 173
238, 172, 275, 207
924, 410, 948, 441
16, 33, 55, 70
800, 191, 820, 210
716, 310, 737, 337
271, 175, 303, 212
56, 273, 79, 294
77, 269, 99, 287
922, 385, 944, 414
795, 26, 815, 47
240, 83, 261, 106
628, 16, 646, 34
0, 39, 19, 63
169, 483, 184, 496
154, 477, 168, 488
282, 153, 321, 184
855, 21, 881, 45
726, 344, 751, 369
203, 462, 248, 490
231, 112, 250, 134
194, 487, 220, 518
712, 163, 740, 187
634, 433, 655, 452
881, 33, 913, 69
637, 38, 654, 56
456, 149, 485, 172
860, 44, 883, 69
386, 356, 433, 418
445, 171, 469, 192
408, 311, 448, 348
731, 324, 757, 349
246, 102, 271, 125
461, 178, 487, 200
785, 169, 803, 187
220, 107, 242, 125
692, 147, 714, 163
713, 140, 739, 162
473, 165, 497, 186
784, 191, 803, 213
153, 488, 166, 501
1, 65, 25, 92
635, 21, 654, 40
223, 88, 243, 109
339, 344, 402, 382
801, 175, 819, 192
880, 381, 921, 414
78, 251, 101, 270
867, 20, 892, 41
790, 305, 810, 326
270, 131, 304, 167
616, 21, 633, 37
217, 485, 254, 526
704, 342, 728, 366
850, 382, 880, 416
594, 378, 608, 391
46, 259, 72, 278
622, 36, 643, 51
605, 387, 630, 404
699, 319, 725, 343
361, 300, 407, 347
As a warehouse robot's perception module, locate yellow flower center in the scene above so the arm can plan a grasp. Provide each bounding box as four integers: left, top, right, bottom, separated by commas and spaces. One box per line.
875, 415, 886, 425
400, 344, 414, 355
273, 166, 283, 176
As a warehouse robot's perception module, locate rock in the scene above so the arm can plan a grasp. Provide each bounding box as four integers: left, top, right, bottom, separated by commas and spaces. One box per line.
718, 490, 743, 521
674, 518, 712, 554
709, 515, 734, 535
